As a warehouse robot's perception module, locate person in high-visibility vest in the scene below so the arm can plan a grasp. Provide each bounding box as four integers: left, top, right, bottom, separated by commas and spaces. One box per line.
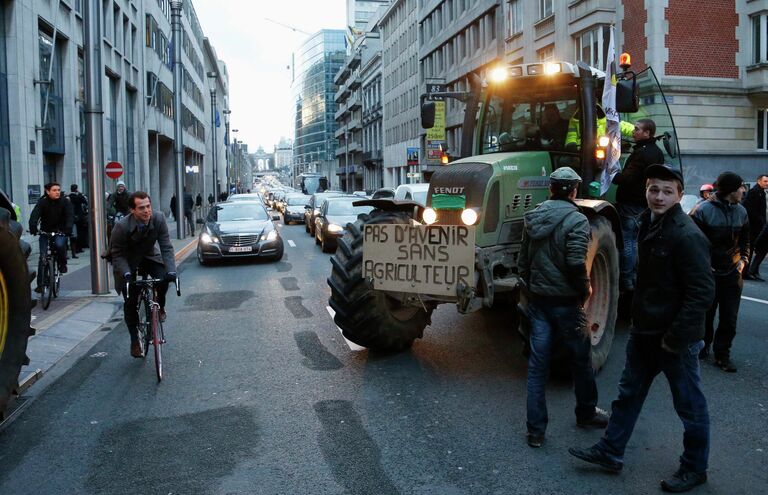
564, 105, 634, 151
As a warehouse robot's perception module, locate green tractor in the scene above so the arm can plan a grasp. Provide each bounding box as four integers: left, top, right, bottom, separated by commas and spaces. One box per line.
328, 59, 681, 370
0, 188, 34, 420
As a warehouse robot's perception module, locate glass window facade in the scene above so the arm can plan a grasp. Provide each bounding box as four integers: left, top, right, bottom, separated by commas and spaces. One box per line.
39, 29, 65, 155
292, 30, 346, 164
0, 5, 10, 194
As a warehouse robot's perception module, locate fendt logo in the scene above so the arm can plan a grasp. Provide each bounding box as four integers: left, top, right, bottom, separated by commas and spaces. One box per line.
433, 187, 465, 194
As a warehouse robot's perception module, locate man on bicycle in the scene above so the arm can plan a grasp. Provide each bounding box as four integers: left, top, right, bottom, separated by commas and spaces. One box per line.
110, 191, 176, 358
29, 182, 74, 292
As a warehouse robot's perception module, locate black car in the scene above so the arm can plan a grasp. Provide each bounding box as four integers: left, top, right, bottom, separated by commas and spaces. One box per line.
282, 194, 310, 224
315, 197, 374, 253
304, 191, 344, 236
197, 201, 283, 264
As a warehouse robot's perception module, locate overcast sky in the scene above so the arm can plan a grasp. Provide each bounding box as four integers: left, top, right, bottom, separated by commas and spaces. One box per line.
192, 0, 347, 153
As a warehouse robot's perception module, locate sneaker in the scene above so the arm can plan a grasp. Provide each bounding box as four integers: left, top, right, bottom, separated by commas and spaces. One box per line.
526, 433, 545, 448
577, 408, 610, 429
660, 467, 707, 492
698, 346, 710, 360
159, 309, 167, 323
714, 358, 737, 373
568, 446, 623, 473
59, 264, 68, 274
130, 341, 143, 358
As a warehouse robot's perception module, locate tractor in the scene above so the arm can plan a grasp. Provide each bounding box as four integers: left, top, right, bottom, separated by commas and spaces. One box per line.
327, 58, 681, 370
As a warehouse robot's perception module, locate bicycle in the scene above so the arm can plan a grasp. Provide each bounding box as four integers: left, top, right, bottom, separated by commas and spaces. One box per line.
125, 273, 181, 382
37, 231, 66, 310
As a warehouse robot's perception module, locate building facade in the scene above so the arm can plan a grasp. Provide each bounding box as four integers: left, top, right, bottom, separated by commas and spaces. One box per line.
502, 0, 768, 188
0, 0, 228, 223
380, 0, 420, 187
202, 38, 229, 197
292, 30, 346, 188
273, 137, 292, 173
334, 44, 363, 192
347, 0, 390, 32
361, 24, 384, 191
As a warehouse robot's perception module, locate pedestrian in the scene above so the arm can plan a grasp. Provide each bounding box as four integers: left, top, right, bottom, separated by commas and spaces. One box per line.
208, 193, 215, 206
219, 191, 228, 202
169, 194, 177, 222
569, 164, 714, 493
611, 118, 665, 293
183, 189, 194, 236
747, 222, 768, 281
68, 184, 89, 252
697, 183, 713, 204
742, 174, 768, 279
28, 182, 74, 291
690, 171, 749, 372
518, 166, 609, 448
195, 192, 203, 209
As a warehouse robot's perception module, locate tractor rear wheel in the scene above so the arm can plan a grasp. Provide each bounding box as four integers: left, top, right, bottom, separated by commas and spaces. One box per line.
584, 216, 619, 371
327, 211, 431, 352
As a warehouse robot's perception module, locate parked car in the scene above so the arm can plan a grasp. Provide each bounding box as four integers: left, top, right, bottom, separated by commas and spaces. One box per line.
282, 193, 310, 224
197, 201, 283, 264
394, 183, 429, 205
315, 197, 374, 253
304, 191, 345, 236
371, 187, 395, 199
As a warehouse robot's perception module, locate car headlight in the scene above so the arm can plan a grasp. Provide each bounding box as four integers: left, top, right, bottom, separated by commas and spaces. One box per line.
262, 230, 278, 241
422, 207, 437, 225
328, 223, 344, 233
461, 208, 479, 225
200, 232, 212, 244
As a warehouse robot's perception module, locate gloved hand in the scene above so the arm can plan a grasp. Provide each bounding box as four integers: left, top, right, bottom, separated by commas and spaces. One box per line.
29, 226, 38, 236
123, 272, 132, 281
165, 272, 177, 282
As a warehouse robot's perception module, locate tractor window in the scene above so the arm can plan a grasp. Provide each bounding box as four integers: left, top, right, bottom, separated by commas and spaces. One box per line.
484, 181, 500, 233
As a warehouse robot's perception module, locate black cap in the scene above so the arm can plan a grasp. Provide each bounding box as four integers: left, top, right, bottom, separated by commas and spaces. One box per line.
645, 164, 684, 188
714, 172, 744, 196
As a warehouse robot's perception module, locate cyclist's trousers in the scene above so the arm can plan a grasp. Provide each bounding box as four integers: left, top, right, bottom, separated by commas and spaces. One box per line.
124, 259, 169, 340
37, 235, 68, 287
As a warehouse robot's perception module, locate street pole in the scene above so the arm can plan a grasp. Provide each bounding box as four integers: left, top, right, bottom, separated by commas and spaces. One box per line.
170, 0, 185, 239
84, 0, 109, 294
209, 87, 217, 196
223, 114, 230, 194
345, 131, 350, 193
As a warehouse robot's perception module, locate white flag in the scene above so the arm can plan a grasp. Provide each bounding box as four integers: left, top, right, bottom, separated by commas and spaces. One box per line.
600, 27, 621, 196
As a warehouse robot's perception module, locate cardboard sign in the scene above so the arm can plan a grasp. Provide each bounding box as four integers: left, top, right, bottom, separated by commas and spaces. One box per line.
363, 224, 475, 296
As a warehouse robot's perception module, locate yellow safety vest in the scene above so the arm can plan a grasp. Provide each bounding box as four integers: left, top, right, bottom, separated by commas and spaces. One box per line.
565, 115, 634, 148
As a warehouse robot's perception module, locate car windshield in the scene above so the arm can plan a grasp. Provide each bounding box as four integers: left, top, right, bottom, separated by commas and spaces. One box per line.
327, 201, 374, 216
211, 203, 268, 222
287, 196, 309, 206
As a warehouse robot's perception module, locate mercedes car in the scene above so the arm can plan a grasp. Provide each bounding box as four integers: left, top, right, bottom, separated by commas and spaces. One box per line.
197, 201, 283, 264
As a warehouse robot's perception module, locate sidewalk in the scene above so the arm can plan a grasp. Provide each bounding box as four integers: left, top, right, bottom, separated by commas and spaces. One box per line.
18, 222, 199, 393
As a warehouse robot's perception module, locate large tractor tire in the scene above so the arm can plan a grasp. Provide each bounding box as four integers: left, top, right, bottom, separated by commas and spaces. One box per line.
0, 208, 33, 419
327, 211, 432, 352
584, 216, 620, 371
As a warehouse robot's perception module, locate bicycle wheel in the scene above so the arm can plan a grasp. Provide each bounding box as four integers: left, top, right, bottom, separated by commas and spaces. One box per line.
41, 259, 53, 310
52, 263, 60, 298
136, 292, 150, 359
151, 307, 163, 382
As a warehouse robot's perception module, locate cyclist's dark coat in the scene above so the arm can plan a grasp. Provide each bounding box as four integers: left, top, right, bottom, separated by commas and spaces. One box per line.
29, 195, 74, 235
109, 211, 176, 291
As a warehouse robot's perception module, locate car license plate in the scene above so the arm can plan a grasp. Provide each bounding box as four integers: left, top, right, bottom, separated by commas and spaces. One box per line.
228, 246, 253, 253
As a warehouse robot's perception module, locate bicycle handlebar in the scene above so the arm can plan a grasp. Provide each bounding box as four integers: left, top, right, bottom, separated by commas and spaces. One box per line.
123, 276, 181, 300
36, 231, 67, 237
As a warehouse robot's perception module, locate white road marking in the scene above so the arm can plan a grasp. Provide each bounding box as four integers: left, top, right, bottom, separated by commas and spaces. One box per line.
288, 240, 296, 247
741, 295, 768, 305
326, 306, 366, 351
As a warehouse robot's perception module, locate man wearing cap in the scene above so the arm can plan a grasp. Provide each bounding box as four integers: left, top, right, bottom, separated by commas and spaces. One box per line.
108, 181, 131, 216
742, 174, 768, 280
570, 164, 714, 493
689, 172, 749, 372
518, 166, 609, 449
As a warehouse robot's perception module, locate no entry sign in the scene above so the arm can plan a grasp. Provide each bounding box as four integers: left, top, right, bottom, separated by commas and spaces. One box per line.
105, 161, 123, 180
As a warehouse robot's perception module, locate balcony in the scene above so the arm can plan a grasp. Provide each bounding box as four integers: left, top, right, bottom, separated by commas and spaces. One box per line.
334, 124, 347, 139
363, 150, 382, 162
334, 103, 348, 120
534, 15, 555, 40
348, 119, 362, 132
348, 73, 362, 90
334, 84, 350, 103
347, 141, 362, 153
568, 0, 617, 23
348, 94, 361, 111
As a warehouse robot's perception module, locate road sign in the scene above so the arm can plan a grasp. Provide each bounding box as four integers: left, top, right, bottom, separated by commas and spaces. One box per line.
105, 161, 123, 179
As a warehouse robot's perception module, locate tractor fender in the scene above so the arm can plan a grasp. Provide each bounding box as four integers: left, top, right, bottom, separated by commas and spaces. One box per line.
574, 199, 623, 250
352, 198, 424, 219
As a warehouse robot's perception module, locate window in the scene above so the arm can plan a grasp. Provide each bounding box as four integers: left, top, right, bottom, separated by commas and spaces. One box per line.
508, 0, 522, 36
538, 0, 553, 20
537, 44, 554, 62
752, 14, 768, 64
39, 30, 65, 154
575, 25, 610, 70
758, 109, 768, 150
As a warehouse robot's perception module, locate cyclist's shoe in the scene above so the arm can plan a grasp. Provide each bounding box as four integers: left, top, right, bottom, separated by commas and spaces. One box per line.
34, 286, 42, 294
159, 308, 167, 323
130, 341, 143, 358
59, 264, 68, 274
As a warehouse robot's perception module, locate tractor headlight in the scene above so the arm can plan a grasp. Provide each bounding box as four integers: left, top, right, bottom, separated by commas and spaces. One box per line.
460, 208, 479, 226
489, 67, 508, 83
543, 62, 562, 75
422, 207, 437, 225
598, 135, 610, 147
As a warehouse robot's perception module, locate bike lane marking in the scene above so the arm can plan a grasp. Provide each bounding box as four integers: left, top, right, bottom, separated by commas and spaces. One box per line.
325, 306, 366, 351
741, 295, 768, 305
288, 240, 296, 247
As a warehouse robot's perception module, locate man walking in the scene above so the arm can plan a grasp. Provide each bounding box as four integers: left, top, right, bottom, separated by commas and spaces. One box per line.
29, 182, 74, 291
518, 167, 608, 448
68, 184, 89, 252
183, 189, 195, 236
742, 174, 768, 279
569, 164, 714, 493
690, 172, 749, 371
611, 118, 665, 293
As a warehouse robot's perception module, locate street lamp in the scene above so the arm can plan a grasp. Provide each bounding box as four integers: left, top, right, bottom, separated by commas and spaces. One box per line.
222, 109, 231, 194
207, 71, 218, 197
232, 129, 240, 192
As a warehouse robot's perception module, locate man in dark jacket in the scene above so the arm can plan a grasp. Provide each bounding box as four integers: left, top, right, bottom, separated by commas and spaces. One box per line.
110, 191, 176, 358
183, 189, 195, 236
108, 181, 131, 215
742, 174, 768, 279
69, 184, 89, 252
612, 118, 665, 292
570, 164, 714, 493
29, 182, 74, 290
518, 167, 608, 448
690, 172, 749, 371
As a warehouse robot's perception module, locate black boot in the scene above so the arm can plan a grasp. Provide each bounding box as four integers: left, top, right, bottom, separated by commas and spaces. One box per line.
660, 468, 707, 492
70, 239, 78, 259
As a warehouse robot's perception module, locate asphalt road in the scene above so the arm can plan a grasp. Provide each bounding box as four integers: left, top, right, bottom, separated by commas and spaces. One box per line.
0, 217, 766, 494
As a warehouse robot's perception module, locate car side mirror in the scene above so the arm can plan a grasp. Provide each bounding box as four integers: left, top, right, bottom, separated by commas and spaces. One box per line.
616, 76, 639, 113
421, 101, 435, 129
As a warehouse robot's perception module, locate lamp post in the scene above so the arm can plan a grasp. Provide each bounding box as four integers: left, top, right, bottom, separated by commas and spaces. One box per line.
344, 131, 350, 193
223, 109, 231, 194
170, 0, 185, 239
207, 71, 218, 197
232, 129, 239, 192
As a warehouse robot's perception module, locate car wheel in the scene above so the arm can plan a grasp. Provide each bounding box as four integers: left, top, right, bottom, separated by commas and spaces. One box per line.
315, 230, 321, 245
305, 220, 310, 233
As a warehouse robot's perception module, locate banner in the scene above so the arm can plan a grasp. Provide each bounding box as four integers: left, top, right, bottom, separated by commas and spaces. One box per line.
426, 101, 446, 141
600, 26, 621, 196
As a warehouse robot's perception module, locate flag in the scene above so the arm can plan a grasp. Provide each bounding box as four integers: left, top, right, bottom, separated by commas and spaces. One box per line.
215, 110, 221, 128
600, 26, 621, 196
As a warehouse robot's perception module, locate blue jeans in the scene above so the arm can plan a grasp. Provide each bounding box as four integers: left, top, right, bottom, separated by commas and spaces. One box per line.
617, 203, 645, 292
526, 299, 597, 436
596, 334, 709, 473
37, 234, 68, 287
